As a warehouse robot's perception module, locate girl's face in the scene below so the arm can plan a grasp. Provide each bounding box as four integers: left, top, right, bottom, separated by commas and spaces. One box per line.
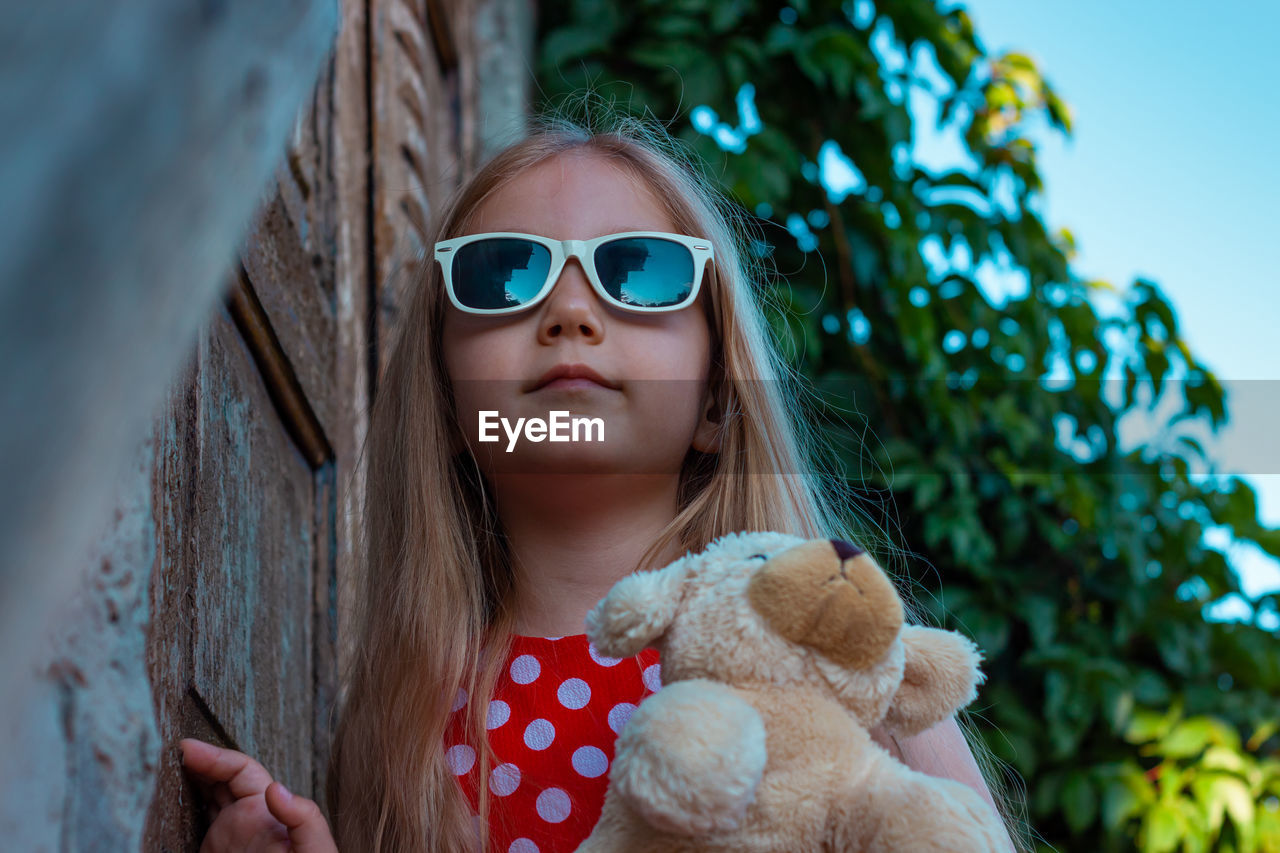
441, 151, 720, 477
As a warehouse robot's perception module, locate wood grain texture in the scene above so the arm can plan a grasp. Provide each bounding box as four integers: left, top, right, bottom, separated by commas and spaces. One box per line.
137, 3, 534, 849
370, 0, 466, 381
227, 263, 332, 468
0, 0, 338, 811
143, 346, 204, 852
188, 305, 316, 793
327, 0, 372, 738
240, 193, 339, 454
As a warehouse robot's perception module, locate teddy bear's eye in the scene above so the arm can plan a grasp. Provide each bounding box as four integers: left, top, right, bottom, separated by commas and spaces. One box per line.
748, 553, 768, 561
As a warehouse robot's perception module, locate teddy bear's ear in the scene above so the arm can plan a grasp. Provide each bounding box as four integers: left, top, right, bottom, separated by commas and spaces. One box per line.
880, 625, 985, 738
584, 559, 690, 658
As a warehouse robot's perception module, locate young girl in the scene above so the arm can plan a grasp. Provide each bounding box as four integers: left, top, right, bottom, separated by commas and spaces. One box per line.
182, 104, 1025, 852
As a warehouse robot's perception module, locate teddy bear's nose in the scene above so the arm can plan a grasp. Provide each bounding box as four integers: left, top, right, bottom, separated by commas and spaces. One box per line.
830, 539, 864, 561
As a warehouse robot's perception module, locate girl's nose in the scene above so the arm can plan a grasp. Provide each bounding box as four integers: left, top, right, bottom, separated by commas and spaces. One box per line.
538, 258, 604, 341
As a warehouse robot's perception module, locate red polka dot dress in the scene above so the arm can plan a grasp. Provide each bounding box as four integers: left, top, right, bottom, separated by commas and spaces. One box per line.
443, 634, 662, 853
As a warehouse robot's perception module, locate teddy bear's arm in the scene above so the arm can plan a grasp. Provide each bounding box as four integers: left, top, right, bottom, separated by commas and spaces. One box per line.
609, 680, 768, 837
880, 625, 985, 738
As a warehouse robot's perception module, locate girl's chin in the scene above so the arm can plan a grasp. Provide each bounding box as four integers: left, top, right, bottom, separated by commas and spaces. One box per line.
476, 446, 687, 478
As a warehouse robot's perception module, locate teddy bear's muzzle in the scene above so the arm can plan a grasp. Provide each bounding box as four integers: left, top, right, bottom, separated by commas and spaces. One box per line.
746, 539, 904, 669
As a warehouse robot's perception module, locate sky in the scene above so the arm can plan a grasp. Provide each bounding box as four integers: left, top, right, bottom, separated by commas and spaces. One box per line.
933, 0, 1280, 621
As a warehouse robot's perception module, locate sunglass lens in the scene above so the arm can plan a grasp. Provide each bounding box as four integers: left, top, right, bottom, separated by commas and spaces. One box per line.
594, 238, 695, 308
453, 238, 552, 310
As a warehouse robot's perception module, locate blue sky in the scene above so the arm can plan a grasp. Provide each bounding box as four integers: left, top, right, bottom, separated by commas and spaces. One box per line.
948, 0, 1280, 623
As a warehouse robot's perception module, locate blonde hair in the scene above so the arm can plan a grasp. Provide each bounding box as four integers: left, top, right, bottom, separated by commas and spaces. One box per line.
326, 95, 1031, 852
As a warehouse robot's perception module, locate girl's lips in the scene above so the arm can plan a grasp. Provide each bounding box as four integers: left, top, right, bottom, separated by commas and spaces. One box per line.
528, 363, 621, 392
535, 377, 615, 391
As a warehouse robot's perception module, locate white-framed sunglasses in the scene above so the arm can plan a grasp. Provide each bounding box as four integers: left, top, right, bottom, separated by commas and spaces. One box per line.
433, 230, 714, 315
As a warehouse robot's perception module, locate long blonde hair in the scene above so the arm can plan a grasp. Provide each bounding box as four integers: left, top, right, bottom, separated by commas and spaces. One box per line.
326, 97, 1030, 852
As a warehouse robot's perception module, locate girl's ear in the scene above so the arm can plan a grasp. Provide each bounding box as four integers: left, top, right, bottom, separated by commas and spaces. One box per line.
691, 379, 724, 454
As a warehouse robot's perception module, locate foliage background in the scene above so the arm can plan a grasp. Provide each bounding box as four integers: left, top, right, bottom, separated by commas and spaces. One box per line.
532, 1, 1280, 851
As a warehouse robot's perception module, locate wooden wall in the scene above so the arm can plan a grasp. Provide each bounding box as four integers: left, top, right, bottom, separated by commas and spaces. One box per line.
0, 1, 533, 849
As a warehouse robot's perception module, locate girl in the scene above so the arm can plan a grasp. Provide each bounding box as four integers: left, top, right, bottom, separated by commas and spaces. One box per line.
182, 103, 1026, 852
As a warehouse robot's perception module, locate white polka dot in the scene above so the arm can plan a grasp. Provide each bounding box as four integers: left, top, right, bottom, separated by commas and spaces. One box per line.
510, 654, 541, 684
608, 702, 636, 734
451, 687, 468, 712
588, 642, 622, 667
524, 718, 555, 750
557, 678, 591, 709
509, 839, 539, 853
489, 762, 521, 796
486, 699, 510, 730
571, 746, 609, 778
642, 663, 663, 692
536, 787, 572, 823
444, 744, 475, 775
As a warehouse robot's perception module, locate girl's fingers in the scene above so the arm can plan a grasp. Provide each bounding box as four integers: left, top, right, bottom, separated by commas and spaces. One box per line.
264, 781, 339, 853
183, 770, 231, 822
181, 739, 337, 851
246, 819, 291, 851
189, 773, 234, 811
212, 782, 234, 809
179, 738, 275, 799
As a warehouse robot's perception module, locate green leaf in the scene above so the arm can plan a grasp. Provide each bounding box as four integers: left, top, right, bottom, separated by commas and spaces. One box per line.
1190, 772, 1228, 835
1062, 770, 1098, 834
628, 40, 695, 71
1133, 669, 1173, 706
1158, 718, 1217, 758
1201, 745, 1247, 774
763, 23, 801, 56
1218, 775, 1256, 833
709, 0, 748, 33
1127, 708, 1176, 745
541, 26, 610, 69
807, 27, 867, 100
1020, 593, 1059, 648
649, 15, 705, 38
913, 473, 944, 510
1143, 804, 1182, 853
1101, 776, 1145, 832
1099, 680, 1135, 734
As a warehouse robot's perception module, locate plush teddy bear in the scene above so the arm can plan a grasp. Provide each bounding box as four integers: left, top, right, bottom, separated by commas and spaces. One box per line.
573, 530, 1013, 853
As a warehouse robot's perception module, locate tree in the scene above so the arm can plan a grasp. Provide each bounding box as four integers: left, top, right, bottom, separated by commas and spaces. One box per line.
535, 1, 1280, 850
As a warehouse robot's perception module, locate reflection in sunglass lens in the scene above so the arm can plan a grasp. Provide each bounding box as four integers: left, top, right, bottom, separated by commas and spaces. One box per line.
594, 238, 695, 308
454, 238, 552, 310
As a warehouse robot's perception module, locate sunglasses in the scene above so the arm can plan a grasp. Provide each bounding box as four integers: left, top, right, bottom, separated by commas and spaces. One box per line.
434, 231, 714, 315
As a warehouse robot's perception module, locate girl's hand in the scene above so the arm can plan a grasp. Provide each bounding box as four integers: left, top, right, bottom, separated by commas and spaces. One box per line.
180, 737, 338, 852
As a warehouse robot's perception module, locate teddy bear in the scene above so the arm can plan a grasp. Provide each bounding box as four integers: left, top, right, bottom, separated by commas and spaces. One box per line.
572, 530, 1013, 853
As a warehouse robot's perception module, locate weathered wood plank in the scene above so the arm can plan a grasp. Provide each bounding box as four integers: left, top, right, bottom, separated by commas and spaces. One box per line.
0, 0, 339, 757
240, 193, 339, 454
226, 264, 332, 469
142, 345, 204, 851
330, 0, 374, 734
371, 0, 466, 380
311, 461, 339, 808
189, 306, 315, 795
